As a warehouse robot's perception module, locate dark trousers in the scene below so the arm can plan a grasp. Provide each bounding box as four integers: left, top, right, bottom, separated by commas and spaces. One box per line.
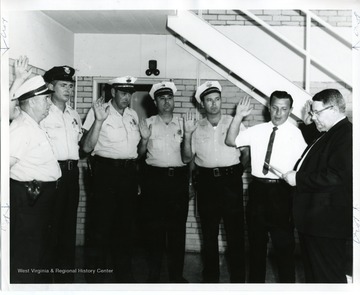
10, 179, 57, 283
141, 165, 189, 283
197, 164, 246, 283
52, 163, 80, 283
247, 179, 295, 283
84, 156, 138, 283
299, 233, 348, 283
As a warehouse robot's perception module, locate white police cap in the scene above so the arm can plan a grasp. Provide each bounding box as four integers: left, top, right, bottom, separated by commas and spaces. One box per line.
195, 81, 222, 104
149, 81, 177, 100
14, 75, 54, 101
108, 76, 137, 93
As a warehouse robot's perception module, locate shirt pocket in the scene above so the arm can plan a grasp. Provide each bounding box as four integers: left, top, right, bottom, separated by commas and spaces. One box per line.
150, 134, 164, 151
43, 122, 63, 140
104, 122, 126, 143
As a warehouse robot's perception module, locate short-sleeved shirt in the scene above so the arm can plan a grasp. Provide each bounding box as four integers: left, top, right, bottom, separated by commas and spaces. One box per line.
145, 115, 185, 167
235, 120, 307, 179
40, 103, 82, 160
192, 115, 245, 168
82, 101, 141, 159
10, 111, 62, 181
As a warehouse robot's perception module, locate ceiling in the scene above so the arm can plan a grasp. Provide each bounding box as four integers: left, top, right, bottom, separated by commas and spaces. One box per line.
42, 10, 177, 35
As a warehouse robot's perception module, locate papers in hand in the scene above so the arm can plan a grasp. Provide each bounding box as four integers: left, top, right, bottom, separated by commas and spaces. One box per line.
264, 162, 285, 177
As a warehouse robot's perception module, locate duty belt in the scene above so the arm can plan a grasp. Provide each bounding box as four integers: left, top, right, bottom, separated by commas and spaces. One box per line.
58, 160, 78, 171
198, 164, 242, 178
93, 155, 137, 168
146, 165, 188, 177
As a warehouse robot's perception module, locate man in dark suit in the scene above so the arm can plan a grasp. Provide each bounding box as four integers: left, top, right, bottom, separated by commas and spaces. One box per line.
283, 89, 352, 283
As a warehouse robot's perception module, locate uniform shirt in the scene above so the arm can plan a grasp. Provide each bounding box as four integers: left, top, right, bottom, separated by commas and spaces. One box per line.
235, 120, 307, 179
10, 111, 62, 181
40, 103, 82, 160
83, 101, 141, 159
145, 115, 185, 167
192, 115, 245, 168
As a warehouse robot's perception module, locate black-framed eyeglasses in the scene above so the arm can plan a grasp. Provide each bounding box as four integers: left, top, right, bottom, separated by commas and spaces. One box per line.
308, 105, 333, 117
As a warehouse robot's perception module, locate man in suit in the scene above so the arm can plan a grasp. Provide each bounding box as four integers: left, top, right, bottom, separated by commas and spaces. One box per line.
283, 89, 352, 283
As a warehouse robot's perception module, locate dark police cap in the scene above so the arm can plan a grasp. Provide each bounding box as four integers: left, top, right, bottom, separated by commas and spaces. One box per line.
43, 66, 75, 83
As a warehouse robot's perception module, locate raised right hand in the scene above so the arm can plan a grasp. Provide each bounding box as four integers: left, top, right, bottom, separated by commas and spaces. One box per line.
183, 111, 198, 135
93, 97, 110, 122
235, 96, 253, 117
14, 56, 32, 82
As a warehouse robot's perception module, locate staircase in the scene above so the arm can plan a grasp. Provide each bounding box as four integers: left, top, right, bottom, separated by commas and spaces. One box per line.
167, 10, 350, 121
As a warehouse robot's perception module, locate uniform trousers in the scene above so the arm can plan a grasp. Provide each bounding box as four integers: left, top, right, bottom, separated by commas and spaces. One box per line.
247, 178, 295, 283
84, 156, 138, 283
141, 165, 189, 283
10, 179, 57, 283
298, 233, 348, 283
52, 161, 80, 283
197, 164, 245, 283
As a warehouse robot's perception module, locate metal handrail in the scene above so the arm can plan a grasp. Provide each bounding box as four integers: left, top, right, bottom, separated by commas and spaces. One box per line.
241, 10, 352, 89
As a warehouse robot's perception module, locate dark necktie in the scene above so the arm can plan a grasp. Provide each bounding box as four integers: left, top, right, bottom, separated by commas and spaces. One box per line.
263, 126, 278, 175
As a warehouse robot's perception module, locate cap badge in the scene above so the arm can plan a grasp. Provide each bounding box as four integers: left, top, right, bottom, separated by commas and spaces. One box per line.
161, 83, 166, 87
126, 76, 132, 83
206, 81, 213, 87
64, 67, 71, 74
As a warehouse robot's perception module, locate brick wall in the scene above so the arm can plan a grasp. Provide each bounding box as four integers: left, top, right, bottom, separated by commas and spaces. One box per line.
75, 77, 352, 251
196, 10, 352, 27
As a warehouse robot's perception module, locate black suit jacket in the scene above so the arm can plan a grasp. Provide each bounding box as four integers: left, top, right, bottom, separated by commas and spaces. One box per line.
293, 118, 352, 239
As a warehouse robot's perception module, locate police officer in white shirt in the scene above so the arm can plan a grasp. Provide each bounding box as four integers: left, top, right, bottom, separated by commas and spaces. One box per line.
182, 81, 247, 283
226, 91, 307, 283
138, 81, 189, 283
42, 65, 82, 283
10, 75, 61, 283
81, 76, 141, 283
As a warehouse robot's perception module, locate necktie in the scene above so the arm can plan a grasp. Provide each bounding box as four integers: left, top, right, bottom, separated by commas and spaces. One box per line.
263, 126, 278, 175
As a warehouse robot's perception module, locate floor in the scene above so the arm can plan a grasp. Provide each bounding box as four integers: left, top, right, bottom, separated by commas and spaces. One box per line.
73, 245, 306, 283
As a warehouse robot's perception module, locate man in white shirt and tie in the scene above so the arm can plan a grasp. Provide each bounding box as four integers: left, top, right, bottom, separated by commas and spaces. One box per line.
226, 91, 307, 283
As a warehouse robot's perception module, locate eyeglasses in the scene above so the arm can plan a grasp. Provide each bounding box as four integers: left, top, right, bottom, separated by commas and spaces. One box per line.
308, 105, 333, 117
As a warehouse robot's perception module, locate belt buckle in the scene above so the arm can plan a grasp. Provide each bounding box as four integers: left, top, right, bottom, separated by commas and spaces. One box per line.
68, 161, 73, 170
213, 168, 220, 177
168, 168, 174, 177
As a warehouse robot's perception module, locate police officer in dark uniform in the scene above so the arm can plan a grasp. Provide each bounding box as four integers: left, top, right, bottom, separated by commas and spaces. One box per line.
138, 82, 189, 283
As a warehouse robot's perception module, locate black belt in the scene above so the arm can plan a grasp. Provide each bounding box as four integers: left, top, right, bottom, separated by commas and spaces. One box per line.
253, 176, 284, 184
146, 165, 188, 177
58, 160, 78, 171
11, 179, 58, 188
94, 155, 137, 168
198, 164, 242, 178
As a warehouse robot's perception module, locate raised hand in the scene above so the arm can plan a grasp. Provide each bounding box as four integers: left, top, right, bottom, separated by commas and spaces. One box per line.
303, 100, 313, 125
183, 111, 198, 135
14, 56, 32, 82
93, 97, 110, 122
235, 96, 253, 117
139, 118, 152, 140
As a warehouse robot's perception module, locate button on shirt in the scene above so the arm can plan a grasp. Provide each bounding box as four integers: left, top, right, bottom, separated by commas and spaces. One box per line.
145, 115, 185, 167
192, 115, 246, 168
40, 103, 83, 160
82, 101, 141, 159
10, 111, 62, 181
235, 120, 307, 179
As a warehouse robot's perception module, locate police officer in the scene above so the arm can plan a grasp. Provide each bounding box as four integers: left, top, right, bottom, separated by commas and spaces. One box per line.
41, 65, 82, 283
182, 81, 246, 283
81, 76, 141, 283
138, 81, 189, 283
10, 75, 61, 283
